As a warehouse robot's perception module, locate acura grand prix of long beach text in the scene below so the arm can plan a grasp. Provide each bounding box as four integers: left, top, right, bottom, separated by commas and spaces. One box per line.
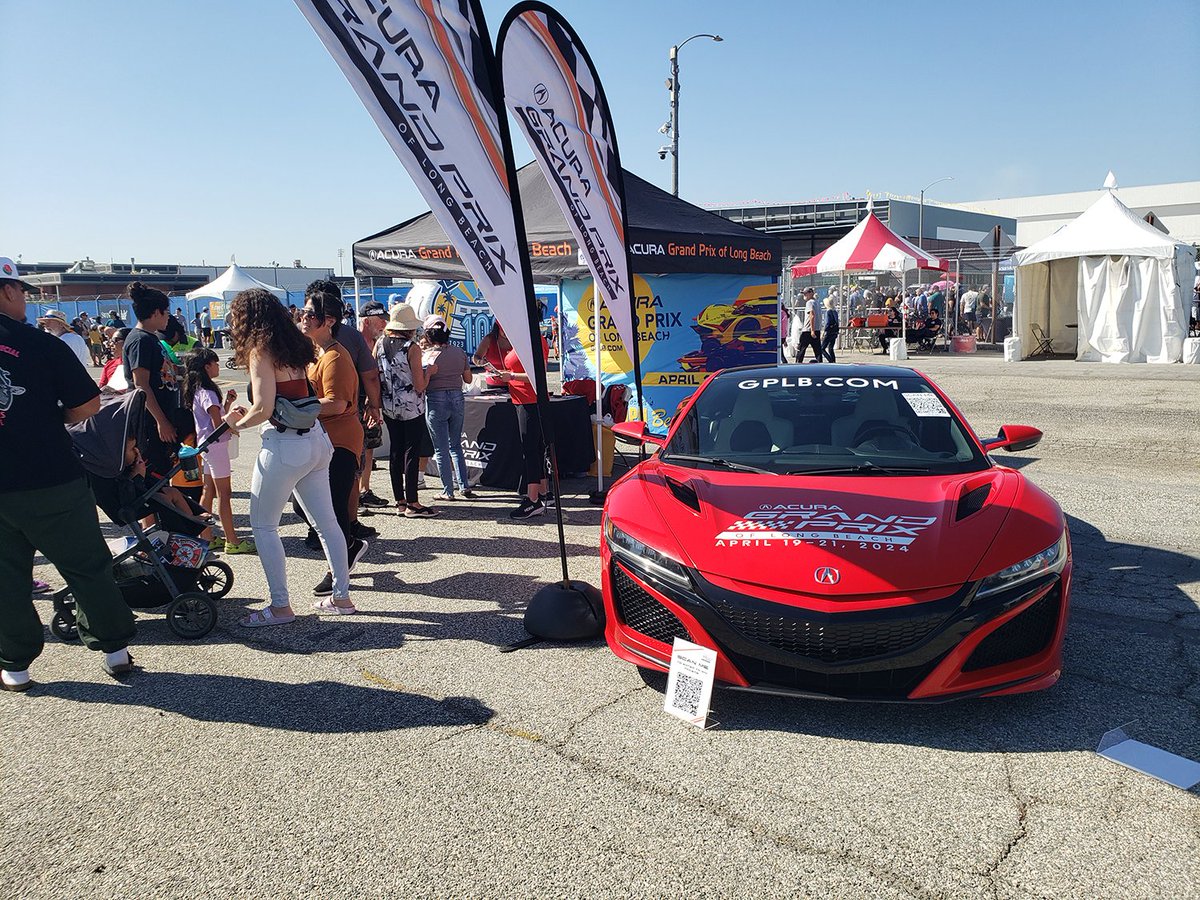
602, 364, 1071, 702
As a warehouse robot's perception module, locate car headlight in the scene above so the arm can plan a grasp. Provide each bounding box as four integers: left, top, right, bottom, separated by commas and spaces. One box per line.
605, 518, 691, 587
976, 531, 1068, 598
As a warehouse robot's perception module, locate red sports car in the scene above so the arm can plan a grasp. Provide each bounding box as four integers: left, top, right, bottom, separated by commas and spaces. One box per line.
603, 364, 1071, 702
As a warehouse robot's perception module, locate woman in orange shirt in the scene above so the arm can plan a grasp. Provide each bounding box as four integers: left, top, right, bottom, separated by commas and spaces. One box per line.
300, 290, 370, 600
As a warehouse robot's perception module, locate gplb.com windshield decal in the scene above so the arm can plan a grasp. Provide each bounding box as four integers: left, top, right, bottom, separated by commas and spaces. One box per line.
715, 504, 937, 548
736, 377, 900, 390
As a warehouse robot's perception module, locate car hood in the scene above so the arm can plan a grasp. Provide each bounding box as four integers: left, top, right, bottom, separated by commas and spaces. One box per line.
642, 463, 1020, 598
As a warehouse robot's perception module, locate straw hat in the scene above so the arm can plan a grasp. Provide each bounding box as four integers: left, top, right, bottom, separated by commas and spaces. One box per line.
384, 303, 421, 333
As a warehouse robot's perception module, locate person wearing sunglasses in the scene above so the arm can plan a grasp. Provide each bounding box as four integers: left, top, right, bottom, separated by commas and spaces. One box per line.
297, 291, 370, 599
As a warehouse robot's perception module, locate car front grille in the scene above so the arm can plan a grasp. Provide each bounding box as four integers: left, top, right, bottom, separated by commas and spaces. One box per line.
963, 585, 1062, 671
611, 564, 690, 646
724, 652, 941, 698
708, 597, 948, 663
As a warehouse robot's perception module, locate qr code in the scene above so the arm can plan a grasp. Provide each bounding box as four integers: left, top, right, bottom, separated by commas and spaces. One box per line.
672, 672, 704, 717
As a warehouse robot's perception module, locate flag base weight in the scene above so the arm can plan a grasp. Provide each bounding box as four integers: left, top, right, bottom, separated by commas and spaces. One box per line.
524, 580, 604, 641
588, 488, 608, 505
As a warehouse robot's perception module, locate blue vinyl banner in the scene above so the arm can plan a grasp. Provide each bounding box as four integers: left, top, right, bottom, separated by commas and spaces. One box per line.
561, 273, 778, 433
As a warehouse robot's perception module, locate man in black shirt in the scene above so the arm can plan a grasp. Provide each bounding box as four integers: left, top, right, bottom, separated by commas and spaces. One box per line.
123, 282, 179, 478
0, 257, 136, 691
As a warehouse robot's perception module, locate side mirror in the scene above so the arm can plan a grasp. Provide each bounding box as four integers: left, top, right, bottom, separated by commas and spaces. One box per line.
982, 424, 1042, 453
612, 420, 665, 447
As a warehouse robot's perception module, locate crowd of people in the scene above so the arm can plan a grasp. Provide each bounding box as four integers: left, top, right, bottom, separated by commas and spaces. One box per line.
0, 257, 555, 689
784, 281, 1008, 360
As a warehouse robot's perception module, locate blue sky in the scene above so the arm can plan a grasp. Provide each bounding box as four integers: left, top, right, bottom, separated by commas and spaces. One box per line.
2, 0, 1197, 271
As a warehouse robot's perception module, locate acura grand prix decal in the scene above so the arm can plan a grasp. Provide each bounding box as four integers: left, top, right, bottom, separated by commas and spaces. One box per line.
715, 503, 937, 549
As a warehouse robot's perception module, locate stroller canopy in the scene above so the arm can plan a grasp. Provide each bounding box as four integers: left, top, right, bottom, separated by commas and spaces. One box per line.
69, 391, 146, 480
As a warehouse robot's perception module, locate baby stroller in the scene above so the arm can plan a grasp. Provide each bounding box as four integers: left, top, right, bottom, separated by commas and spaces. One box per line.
51, 391, 235, 641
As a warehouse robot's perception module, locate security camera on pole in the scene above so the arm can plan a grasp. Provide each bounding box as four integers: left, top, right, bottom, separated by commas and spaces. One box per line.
662, 33, 722, 197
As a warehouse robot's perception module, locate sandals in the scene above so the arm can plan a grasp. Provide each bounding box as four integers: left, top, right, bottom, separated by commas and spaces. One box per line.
404, 504, 438, 518
240, 607, 297, 628
315, 598, 357, 615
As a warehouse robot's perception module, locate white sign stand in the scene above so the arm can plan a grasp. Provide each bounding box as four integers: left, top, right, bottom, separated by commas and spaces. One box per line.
663, 638, 718, 729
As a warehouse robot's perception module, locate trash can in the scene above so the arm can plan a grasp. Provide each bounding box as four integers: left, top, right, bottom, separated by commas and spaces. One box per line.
952, 334, 977, 353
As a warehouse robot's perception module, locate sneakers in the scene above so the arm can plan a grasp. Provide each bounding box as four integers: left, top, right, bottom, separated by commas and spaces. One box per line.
224, 538, 257, 555
351, 521, 378, 540
359, 490, 389, 509
404, 504, 437, 518
101, 649, 135, 678
509, 498, 545, 520
304, 528, 322, 551
460, 489, 476, 499
314, 540, 369, 595
349, 538, 369, 571
416, 474, 427, 488
1, 669, 31, 692
31, 579, 52, 595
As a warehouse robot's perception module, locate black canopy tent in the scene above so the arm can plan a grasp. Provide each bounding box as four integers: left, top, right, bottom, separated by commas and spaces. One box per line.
352, 162, 781, 281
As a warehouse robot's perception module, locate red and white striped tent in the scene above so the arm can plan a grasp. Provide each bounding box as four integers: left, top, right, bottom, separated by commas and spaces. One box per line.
791, 212, 947, 276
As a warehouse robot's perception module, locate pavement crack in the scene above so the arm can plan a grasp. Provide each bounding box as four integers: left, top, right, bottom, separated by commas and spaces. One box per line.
976, 756, 1030, 899
553, 684, 648, 748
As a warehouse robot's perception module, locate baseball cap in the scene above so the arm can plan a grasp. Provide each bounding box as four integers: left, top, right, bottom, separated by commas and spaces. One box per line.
360, 301, 387, 318
423, 314, 447, 330
802, 287, 815, 294
0, 257, 34, 291
37, 309, 68, 324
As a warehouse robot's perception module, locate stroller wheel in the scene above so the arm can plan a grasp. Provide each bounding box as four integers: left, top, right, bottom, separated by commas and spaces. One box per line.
50, 610, 79, 642
197, 559, 234, 600
166, 592, 217, 640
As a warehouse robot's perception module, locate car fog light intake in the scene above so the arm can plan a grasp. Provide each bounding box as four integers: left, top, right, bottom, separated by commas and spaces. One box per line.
976, 531, 1068, 598
604, 518, 691, 587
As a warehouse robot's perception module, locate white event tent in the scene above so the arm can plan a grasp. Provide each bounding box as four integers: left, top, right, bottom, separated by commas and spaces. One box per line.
1012, 190, 1195, 363
186, 264, 287, 305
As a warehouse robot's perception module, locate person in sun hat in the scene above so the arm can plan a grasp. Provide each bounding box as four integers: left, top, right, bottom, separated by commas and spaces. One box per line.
376, 303, 438, 517
0, 257, 137, 691
36, 308, 93, 369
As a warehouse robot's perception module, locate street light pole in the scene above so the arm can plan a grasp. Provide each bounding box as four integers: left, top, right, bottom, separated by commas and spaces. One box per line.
666, 33, 722, 197
337, 248, 345, 278
918, 176, 953, 251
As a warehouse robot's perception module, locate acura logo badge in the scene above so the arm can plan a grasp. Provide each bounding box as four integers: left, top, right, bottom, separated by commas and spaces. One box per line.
814, 567, 840, 585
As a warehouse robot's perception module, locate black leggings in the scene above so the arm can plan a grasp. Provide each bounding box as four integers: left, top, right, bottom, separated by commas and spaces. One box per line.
384, 415, 424, 504
516, 403, 546, 486
292, 445, 357, 549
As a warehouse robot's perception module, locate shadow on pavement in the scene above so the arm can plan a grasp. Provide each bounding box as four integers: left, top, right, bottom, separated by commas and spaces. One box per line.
35, 674, 494, 733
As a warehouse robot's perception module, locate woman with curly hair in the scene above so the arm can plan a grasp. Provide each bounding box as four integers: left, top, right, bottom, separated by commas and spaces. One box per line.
225, 289, 353, 625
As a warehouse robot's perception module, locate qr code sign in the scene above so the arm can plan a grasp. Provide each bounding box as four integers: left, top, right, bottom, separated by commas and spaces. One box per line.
902, 392, 950, 417
671, 673, 704, 718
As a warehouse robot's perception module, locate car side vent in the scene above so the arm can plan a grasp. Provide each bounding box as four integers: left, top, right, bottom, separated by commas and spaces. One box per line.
665, 477, 701, 513
956, 483, 992, 521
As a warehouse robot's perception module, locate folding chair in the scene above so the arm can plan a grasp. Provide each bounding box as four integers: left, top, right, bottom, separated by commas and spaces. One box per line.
1029, 323, 1055, 357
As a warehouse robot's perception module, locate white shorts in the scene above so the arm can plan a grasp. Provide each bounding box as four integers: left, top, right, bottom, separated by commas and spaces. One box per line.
203, 441, 232, 479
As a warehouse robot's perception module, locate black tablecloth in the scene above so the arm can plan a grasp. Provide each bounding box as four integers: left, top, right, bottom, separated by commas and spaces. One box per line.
428, 393, 594, 491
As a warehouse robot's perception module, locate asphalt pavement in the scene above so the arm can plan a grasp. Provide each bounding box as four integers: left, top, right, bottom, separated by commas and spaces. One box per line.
3, 349, 1198, 899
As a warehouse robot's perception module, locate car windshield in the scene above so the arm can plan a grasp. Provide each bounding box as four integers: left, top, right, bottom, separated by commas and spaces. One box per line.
661, 370, 988, 475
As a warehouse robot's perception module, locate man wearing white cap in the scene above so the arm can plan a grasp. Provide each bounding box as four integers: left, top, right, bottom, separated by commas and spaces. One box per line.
36, 308, 93, 369
0, 257, 137, 691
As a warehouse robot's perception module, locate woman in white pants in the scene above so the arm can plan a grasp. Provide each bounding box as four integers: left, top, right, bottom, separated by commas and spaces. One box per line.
226, 289, 352, 626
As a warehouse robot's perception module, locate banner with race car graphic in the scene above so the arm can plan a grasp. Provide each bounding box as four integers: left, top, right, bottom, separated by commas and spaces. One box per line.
561, 273, 778, 433
497, 3, 638, 374
293, 0, 542, 378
